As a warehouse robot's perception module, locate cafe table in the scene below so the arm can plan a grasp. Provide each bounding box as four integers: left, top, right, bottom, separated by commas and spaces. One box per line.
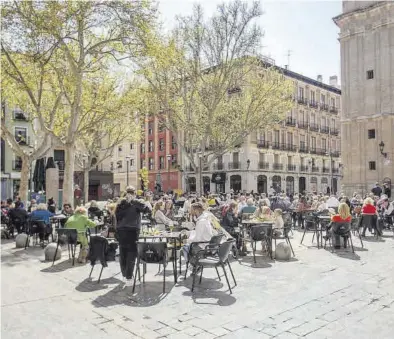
138, 231, 184, 283
51, 214, 67, 229
240, 220, 274, 255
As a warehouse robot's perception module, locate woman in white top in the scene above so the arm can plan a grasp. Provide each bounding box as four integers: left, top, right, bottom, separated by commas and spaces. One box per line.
153, 201, 173, 227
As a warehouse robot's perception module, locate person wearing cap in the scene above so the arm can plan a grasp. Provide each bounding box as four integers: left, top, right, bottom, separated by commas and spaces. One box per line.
115, 186, 152, 286
371, 182, 382, 197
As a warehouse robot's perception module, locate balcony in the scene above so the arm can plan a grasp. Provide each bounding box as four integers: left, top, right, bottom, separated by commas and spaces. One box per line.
12, 160, 22, 171
312, 166, 320, 173
300, 165, 309, 172
322, 167, 330, 173
257, 140, 270, 149
330, 128, 339, 136
212, 163, 224, 170
309, 123, 319, 132
272, 142, 281, 150
331, 151, 340, 158
320, 126, 330, 134
285, 118, 297, 127
273, 163, 283, 170
320, 104, 329, 111
287, 164, 296, 171
299, 146, 309, 153
297, 97, 308, 105
310, 148, 317, 154
329, 106, 338, 114
228, 162, 241, 170
309, 101, 319, 109
258, 162, 269, 170
283, 144, 297, 152
317, 149, 328, 156
298, 121, 309, 129
332, 168, 340, 174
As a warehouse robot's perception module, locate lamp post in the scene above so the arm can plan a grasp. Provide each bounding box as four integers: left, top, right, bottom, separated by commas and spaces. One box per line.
379, 141, 387, 158
167, 154, 171, 193
198, 152, 203, 195
326, 151, 333, 195
125, 156, 130, 187
246, 159, 250, 192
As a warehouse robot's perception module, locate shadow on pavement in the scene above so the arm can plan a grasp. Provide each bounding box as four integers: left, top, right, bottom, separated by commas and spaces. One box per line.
41, 259, 81, 272
75, 276, 122, 292
182, 289, 236, 306
92, 281, 172, 308
323, 248, 361, 261
237, 256, 273, 268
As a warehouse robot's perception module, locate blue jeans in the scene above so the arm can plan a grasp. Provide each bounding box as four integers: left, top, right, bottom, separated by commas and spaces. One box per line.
182, 244, 191, 261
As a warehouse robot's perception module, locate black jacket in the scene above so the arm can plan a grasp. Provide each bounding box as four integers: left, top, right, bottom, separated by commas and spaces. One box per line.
115, 199, 151, 229
88, 206, 103, 219
8, 208, 28, 224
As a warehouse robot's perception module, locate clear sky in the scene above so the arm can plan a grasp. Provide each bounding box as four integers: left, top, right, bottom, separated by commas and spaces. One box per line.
158, 0, 342, 86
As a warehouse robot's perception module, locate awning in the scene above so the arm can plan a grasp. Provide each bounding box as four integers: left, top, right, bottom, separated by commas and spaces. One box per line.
211, 172, 226, 183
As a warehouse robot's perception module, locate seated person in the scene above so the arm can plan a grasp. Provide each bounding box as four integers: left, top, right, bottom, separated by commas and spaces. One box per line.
326, 203, 352, 248
164, 200, 174, 219
361, 197, 379, 236
221, 202, 242, 249
60, 203, 74, 227
240, 198, 256, 219
65, 207, 96, 263
183, 202, 217, 261
28, 199, 38, 213
8, 201, 28, 234
30, 203, 54, 245
273, 208, 284, 236
47, 198, 56, 214
153, 201, 173, 228
88, 200, 103, 220
254, 204, 273, 221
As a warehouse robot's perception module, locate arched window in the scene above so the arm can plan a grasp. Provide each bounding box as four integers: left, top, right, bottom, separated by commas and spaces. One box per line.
257, 175, 267, 194
272, 175, 281, 193
286, 176, 295, 195
230, 175, 242, 192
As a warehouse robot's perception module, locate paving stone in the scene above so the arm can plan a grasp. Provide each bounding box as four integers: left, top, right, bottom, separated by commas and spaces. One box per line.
207, 326, 230, 336
181, 326, 204, 336
220, 327, 271, 338
274, 332, 301, 339
155, 326, 179, 336
288, 319, 328, 336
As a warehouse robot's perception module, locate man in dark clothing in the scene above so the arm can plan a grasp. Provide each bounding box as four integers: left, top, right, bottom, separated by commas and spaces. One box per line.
371, 183, 382, 197
115, 186, 152, 286
383, 183, 391, 198
8, 201, 28, 234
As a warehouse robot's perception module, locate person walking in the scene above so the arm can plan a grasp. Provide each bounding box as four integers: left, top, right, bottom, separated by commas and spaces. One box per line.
115, 186, 151, 286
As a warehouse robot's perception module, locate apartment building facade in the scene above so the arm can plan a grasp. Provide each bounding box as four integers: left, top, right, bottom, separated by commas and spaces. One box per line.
184, 67, 342, 195
334, 1, 394, 196
138, 116, 181, 193
1, 103, 35, 200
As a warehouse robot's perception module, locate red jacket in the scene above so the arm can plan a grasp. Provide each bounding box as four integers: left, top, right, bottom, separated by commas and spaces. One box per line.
362, 204, 376, 214
331, 215, 351, 223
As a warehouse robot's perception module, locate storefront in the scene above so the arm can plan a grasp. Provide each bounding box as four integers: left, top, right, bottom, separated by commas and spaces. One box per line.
211, 172, 226, 194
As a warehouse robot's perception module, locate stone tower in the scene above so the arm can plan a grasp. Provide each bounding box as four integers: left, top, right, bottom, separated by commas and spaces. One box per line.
333, 1, 394, 196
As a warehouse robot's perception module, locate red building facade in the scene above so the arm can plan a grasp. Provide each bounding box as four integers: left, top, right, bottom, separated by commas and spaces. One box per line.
139, 116, 181, 193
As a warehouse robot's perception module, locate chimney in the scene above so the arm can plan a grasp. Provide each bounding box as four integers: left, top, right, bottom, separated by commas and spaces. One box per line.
284, 65, 288, 70
329, 75, 338, 88
317, 75, 323, 82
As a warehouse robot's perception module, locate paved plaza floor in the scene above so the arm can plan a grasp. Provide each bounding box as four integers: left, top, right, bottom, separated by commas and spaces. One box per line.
1, 230, 394, 339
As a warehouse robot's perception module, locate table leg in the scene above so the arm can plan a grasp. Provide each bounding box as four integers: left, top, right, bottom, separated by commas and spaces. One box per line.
179, 236, 182, 274
173, 238, 178, 283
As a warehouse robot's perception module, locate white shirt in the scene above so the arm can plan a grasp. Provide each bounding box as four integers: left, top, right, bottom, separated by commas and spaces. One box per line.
154, 209, 173, 226
187, 213, 214, 244
326, 197, 340, 208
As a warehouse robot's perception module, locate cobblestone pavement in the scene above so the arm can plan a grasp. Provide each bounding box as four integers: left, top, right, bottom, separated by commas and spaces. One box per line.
1, 230, 394, 339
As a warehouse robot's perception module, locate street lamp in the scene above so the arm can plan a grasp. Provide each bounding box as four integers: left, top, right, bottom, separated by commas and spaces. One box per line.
326, 151, 333, 195
167, 154, 171, 192
246, 159, 250, 170
125, 156, 131, 187
197, 152, 203, 195
379, 141, 387, 158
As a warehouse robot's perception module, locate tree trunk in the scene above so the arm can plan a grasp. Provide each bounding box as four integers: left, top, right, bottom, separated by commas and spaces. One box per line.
19, 155, 30, 207
84, 168, 89, 204
63, 145, 75, 207
195, 166, 203, 195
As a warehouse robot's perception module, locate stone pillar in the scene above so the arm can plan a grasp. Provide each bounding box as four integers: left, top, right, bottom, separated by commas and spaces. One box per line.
45, 157, 59, 206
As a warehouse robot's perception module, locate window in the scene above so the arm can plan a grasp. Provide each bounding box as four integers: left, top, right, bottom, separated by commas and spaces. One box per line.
159, 156, 165, 169
148, 140, 154, 152
321, 94, 325, 104
171, 154, 177, 165
14, 127, 27, 145
117, 160, 122, 169
300, 111, 305, 123
158, 122, 165, 132
310, 113, 315, 124
298, 87, 304, 99
140, 143, 145, 153
311, 136, 316, 150
369, 161, 376, 170
331, 119, 336, 129
287, 132, 293, 145
110, 162, 114, 171
367, 70, 374, 79
159, 138, 164, 151
322, 138, 327, 152
140, 158, 145, 169
368, 129, 375, 139
130, 143, 134, 150
330, 97, 335, 107
118, 146, 122, 152
13, 109, 27, 120
171, 136, 177, 150
130, 159, 135, 167
310, 91, 315, 102
274, 130, 280, 143
148, 157, 154, 170
148, 122, 153, 135
233, 152, 239, 163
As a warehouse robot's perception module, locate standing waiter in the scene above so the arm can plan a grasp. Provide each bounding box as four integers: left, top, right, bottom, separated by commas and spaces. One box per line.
115, 186, 151, 286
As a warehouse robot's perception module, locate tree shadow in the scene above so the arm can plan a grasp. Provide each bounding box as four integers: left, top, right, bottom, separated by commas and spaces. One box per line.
92, 280, 172, 308
274, 257, 299, 263
75, 276, 122, 293
362, 237, 385, 243
40, 259, 82, 273
237, 256, 273, 269
1, 247, 43, 266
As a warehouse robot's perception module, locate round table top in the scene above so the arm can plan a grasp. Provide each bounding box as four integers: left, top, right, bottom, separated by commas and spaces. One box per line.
242, 220, 274, 224
51, 214, 67, 219
318, 216, 332, 219
141, 219, 151, 225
